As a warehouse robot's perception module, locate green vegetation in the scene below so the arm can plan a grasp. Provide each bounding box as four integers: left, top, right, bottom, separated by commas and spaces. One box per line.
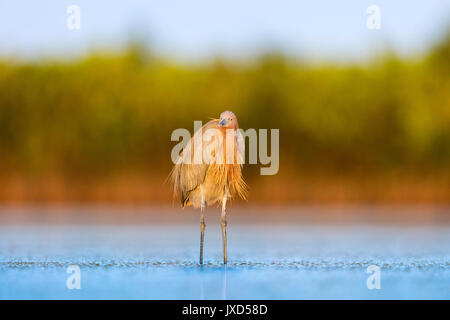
0, 33, 449, 198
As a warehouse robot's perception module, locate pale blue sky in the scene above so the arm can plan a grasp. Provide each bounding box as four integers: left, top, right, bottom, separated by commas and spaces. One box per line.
0, 0, 449, 61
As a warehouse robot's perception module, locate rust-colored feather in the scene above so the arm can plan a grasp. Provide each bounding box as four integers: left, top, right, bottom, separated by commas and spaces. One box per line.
170, 115, 247, 208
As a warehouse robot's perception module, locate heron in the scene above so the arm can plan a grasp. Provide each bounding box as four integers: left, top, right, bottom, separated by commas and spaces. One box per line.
171, 110, 247, 264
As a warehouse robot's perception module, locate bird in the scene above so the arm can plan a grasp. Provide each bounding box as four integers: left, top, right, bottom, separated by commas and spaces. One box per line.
171, 110, 247, 264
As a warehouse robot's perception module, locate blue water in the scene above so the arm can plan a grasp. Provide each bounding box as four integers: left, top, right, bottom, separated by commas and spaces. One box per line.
0, 223, 449, 299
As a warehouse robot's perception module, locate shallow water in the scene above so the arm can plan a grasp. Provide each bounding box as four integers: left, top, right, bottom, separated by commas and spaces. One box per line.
0, 223, 449, 299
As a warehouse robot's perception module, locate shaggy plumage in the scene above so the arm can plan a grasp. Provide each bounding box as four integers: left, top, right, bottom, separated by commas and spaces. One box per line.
171, 112, 247, 208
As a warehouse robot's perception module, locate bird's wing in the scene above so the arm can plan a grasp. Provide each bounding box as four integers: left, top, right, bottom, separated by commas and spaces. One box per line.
171, 119, 222, 206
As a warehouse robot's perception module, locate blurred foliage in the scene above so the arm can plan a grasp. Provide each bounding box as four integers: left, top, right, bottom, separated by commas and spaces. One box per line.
0, 32, 449, 183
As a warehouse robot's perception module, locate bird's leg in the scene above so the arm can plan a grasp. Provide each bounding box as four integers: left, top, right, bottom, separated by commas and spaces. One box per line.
221, 194, 228, 264
200, 194, 206, 265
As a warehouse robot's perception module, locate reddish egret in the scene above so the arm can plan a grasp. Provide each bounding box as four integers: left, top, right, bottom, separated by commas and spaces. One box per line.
171, 111, 247, 264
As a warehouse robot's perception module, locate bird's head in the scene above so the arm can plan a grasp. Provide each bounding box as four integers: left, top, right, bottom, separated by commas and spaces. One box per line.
218, 110, 239, 129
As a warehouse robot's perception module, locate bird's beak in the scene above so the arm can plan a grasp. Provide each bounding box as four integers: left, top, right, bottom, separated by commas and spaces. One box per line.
219, 119, 228, 127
